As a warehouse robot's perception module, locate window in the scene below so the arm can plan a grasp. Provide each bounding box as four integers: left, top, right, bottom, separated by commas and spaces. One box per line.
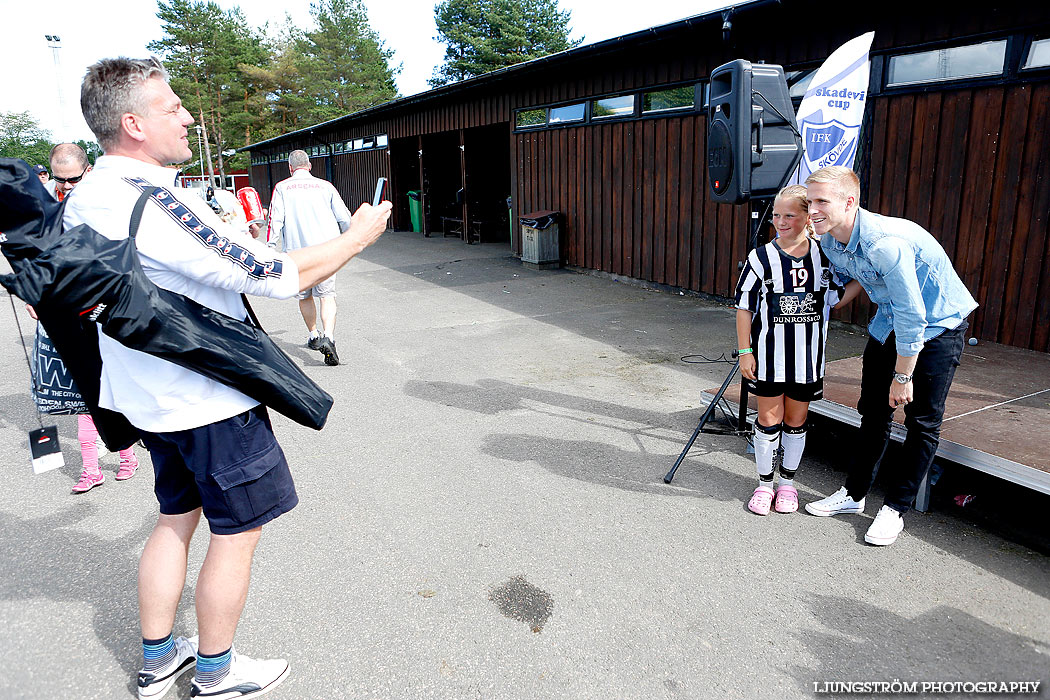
376, 134, 388, 147
362, 136, 376, 149
592, 95, 635, 119
886, 40, 1007, 87
548, 103, 585, 124
1024, 38, 1050, 70
516, 108, 547, 128
353, 138, 364, 150
642, 85, 694, 113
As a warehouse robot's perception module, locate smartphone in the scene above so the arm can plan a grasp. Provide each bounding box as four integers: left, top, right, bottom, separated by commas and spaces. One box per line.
372, 177, 388, 206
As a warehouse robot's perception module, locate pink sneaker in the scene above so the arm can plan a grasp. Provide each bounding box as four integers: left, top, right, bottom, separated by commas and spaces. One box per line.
72, 470, 105, 494
116, 457, 139, 481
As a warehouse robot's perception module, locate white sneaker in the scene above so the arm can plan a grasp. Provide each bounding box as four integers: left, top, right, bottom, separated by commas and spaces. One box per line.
138, 635, 198, 699
805, 486, 865, 517
865, 505, 905, 546
190, 651, 289, 699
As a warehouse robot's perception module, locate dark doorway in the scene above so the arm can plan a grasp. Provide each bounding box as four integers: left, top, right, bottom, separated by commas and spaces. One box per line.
420, 130, 463, 236
389, 136, 421, 232
464, 122, 512, 245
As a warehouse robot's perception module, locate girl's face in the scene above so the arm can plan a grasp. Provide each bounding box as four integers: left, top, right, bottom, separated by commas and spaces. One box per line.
772, 198, 810, 239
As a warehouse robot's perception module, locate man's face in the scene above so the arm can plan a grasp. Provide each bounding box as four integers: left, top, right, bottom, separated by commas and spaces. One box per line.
135, 78, 194, 166
50, 160, 89, 196
37, 170, 49, 184
806, 181, 855, 237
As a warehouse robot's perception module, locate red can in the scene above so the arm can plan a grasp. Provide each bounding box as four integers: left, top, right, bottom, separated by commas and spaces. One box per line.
236, 187, 264, 226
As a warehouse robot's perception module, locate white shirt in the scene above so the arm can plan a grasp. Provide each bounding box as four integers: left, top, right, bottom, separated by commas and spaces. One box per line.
267, 168, 351, 251
63, 155, 300, 432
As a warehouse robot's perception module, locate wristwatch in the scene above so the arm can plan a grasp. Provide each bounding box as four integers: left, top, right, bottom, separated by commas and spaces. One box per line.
892, 372, 912, 384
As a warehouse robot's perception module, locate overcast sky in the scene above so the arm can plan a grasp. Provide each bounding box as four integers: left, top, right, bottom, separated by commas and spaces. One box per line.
1, 0, 732, 145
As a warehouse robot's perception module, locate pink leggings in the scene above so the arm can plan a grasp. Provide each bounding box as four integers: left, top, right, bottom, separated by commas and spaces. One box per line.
77, 414, 136, 472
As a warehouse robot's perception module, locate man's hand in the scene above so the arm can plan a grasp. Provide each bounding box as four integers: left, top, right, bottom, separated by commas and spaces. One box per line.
888, 379, 913, 409
739, 353, 757, 381
25, 303, 37, 320
346, 200, 392, 252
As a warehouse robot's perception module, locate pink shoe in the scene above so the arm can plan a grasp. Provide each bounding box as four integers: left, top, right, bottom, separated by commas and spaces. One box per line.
71, 470, 104, 494
748, 485, 774, 515
116, 456, 139, 481
774, 484, 799, 513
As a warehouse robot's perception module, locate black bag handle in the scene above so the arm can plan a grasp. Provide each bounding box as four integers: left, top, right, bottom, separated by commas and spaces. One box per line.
128, 186, 264, 330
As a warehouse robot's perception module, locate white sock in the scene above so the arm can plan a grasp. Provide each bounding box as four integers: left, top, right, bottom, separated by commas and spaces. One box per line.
753, 423, 780, 486
308, 330, 319, 339
781, 426, 806, 479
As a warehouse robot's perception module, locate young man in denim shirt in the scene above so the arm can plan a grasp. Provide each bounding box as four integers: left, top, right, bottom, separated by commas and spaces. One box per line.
802, 166, 977, 545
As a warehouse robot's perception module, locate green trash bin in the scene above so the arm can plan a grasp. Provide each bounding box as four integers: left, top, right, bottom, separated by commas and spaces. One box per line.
407, 190, 423, 233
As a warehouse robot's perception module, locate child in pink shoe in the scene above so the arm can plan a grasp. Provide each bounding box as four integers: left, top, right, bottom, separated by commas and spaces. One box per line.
72, 414, 139, 493
733, 185, 860, 515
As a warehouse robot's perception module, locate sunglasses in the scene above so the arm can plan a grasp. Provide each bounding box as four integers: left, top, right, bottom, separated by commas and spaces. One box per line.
53, 166, 88, 184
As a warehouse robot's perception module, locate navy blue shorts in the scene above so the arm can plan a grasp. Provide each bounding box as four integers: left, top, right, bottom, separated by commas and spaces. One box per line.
140, 405, 298, 535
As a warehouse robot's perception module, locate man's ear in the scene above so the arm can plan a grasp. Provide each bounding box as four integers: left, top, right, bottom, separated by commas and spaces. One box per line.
120, 112, 147, 144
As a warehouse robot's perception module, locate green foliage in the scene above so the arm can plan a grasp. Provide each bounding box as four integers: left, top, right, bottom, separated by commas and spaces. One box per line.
430, 0, 582, 87
149, 0, 400, 173
0, 111, 55, 167
292, 0, 400, 124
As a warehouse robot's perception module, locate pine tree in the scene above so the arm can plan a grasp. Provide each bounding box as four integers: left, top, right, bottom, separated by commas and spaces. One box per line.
430, 0, 582, 87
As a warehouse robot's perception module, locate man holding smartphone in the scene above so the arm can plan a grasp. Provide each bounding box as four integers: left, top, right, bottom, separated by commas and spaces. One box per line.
266, 150, 354, 365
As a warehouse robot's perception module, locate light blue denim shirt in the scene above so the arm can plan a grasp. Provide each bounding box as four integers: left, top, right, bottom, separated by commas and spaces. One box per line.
819, 208, 978, 356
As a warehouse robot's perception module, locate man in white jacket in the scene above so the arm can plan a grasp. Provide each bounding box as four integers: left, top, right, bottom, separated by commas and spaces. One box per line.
266, 150, 353, 366
68, 56, 390, 700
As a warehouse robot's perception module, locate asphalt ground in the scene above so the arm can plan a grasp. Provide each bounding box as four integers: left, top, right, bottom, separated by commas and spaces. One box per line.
0, 230, 1047, 699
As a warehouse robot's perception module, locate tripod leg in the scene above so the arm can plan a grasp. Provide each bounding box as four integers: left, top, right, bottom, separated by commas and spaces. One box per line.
664, 360, 741, 484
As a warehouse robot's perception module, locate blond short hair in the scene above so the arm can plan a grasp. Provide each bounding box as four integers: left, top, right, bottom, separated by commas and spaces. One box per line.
775, 184, 815, 236
805, 166, 860, 202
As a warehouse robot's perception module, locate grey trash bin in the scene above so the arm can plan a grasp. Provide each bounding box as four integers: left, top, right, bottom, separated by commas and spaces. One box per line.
519, 210, 560, 270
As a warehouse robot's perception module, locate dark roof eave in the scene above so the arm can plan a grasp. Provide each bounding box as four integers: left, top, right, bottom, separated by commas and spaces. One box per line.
241, 0, 771, 153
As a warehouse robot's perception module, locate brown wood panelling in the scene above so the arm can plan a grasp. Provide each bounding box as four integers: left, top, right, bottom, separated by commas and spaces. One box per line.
248, 0, 1050, 350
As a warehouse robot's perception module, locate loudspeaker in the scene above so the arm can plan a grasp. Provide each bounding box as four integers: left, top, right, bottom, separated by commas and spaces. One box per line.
707, 59, 802, 204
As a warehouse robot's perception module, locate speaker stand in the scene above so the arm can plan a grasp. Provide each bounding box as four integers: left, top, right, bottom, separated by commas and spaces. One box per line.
664, 196, 774, 484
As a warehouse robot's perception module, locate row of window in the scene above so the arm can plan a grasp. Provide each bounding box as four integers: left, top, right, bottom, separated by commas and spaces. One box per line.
250, 134, 389, 165
516, 84, 708, 129
515, 35, 1050, 131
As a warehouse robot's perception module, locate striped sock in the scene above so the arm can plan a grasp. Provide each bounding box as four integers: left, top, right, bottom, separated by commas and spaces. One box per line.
142, 634, 176, 673
195, 647, 233, 687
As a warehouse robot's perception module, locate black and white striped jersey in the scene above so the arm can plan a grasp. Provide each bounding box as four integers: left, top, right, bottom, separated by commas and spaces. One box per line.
734, 238, 843, 384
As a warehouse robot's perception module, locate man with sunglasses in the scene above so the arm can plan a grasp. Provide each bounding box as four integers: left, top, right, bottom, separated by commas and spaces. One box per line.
48, 143, 91, 202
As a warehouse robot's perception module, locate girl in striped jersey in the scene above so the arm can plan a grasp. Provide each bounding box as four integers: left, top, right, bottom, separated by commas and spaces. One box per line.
734, 185, 860, 515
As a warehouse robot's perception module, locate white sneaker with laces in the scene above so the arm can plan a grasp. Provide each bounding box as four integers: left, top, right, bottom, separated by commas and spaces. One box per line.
190, 651, 289, 699
138, 635, 198, 700
865, 505, 905, 545
805, 486, 865, 517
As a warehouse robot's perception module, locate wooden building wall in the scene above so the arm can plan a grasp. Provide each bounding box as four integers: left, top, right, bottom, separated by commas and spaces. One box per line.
247, 0, 1050, 350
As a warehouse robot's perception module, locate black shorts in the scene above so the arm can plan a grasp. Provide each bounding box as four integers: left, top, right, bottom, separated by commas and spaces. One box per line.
140, 405, 298, 535
744, 378, 824, 403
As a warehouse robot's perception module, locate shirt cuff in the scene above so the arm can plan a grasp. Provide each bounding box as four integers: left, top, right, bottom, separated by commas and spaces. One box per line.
895, 337, 924, 357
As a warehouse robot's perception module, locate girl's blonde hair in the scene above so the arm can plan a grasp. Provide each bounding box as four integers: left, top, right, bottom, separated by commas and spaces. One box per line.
775, 184, 815, 237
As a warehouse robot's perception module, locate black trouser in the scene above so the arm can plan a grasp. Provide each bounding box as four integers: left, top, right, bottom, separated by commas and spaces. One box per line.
845, 323, 966, 514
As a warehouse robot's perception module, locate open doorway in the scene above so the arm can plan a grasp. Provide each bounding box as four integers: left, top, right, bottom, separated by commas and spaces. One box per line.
389, 136, 420, 232
464, 122, 512, 245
